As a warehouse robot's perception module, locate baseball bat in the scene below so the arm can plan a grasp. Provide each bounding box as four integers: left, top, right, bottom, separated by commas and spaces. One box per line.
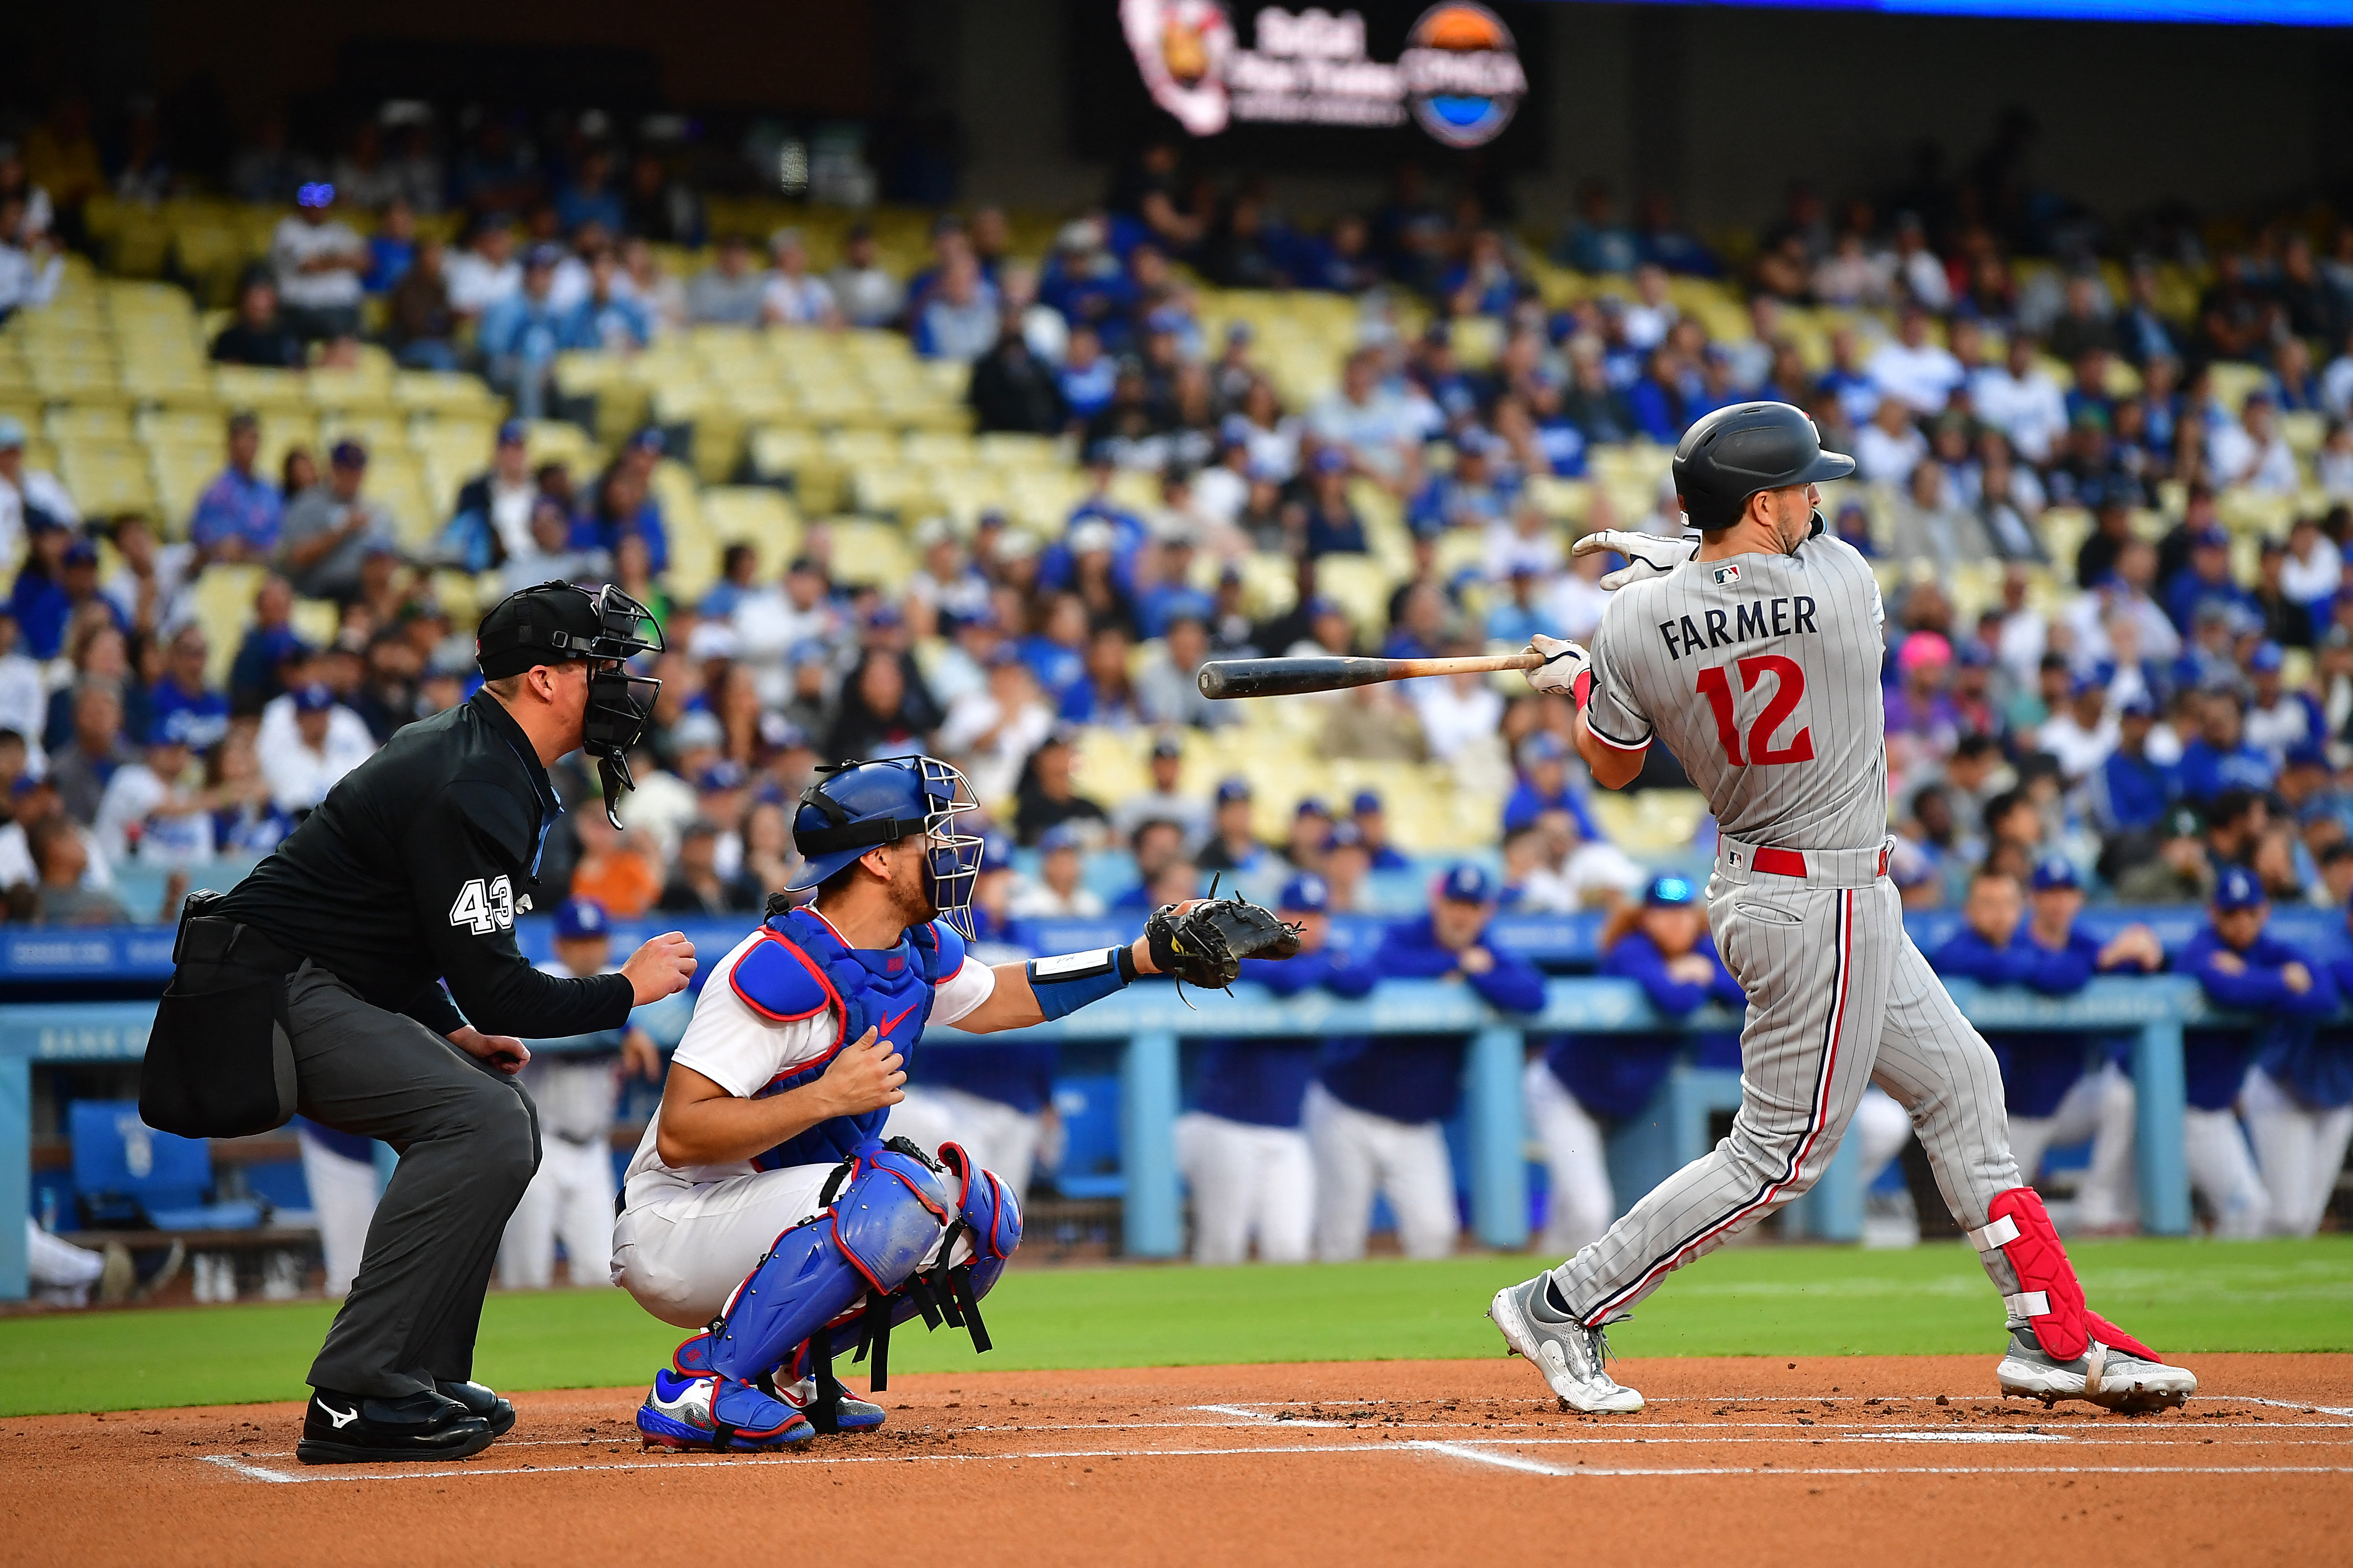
1196, 652, 1542, 700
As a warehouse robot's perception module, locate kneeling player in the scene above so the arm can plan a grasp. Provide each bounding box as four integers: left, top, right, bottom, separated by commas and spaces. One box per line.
615, 755, 1295, 1449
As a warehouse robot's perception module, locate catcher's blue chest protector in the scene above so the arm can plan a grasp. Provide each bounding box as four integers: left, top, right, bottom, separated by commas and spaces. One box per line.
730, 908, 961, 1171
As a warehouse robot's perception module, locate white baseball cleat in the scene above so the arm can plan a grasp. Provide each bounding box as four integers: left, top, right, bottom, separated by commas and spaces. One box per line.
1996, 1330, 2197, 1412
1488, 1275, 1645, 1414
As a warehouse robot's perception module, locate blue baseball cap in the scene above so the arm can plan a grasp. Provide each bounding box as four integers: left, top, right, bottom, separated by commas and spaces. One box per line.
1643, 872, 1698, 907
1326, 820, 1366, 850
2248, 641, 2285, 674
554, 897, 611, 940
1277, 873, 1330, 914
2119, 694, 2158, 719
1038, 822, 1085, 854
1311, 446, 1351, 476
1215, 777, 1252, 805
980, 831, 1015, 868
497, 419, 527, 447
2029, 856, 2080, 891
2284, 742, 2329, 772
1518, 732, 1570, 767
696, 760, 747, 793
1438, 863, 1492, 904
2213, 865, 2266, 911
61, 537, 98, 568
1295, 797, 1331, 819
1352, 790, 1383, 815
292, 683, 335, 714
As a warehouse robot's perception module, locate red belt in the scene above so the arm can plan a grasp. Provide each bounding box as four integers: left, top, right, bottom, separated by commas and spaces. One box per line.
1750, 846, 1892, 879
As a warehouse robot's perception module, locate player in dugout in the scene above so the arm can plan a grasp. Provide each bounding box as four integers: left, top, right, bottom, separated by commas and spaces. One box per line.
614, 755, 1300, 1449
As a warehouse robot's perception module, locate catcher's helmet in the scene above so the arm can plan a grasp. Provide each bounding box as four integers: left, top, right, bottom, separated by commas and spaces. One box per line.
788, 756, 985, 937
1672, 401, 1856, 532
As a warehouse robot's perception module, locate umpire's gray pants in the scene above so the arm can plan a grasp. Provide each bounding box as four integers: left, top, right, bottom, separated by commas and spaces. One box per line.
1551, 846, 2021, 1328
285, 963, 541, 1398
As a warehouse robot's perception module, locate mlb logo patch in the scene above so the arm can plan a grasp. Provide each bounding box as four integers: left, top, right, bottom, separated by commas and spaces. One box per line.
1712, 563, 1741, 586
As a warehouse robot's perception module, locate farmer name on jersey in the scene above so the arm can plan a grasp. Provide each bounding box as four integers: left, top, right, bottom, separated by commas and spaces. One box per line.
1656, 596, 1819, 661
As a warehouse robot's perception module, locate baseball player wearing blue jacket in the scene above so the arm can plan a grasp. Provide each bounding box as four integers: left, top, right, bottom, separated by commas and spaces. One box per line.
1176, 874, 1375, 1264
1307, 864, 1545, 1261
2179, 866, 2339, 1238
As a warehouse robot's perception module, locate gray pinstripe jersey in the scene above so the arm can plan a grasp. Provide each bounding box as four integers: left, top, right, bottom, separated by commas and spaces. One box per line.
1582, 535, 1889, 852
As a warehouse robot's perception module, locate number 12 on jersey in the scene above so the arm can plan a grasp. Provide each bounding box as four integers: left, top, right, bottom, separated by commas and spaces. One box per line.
1696, 655, 1815, 766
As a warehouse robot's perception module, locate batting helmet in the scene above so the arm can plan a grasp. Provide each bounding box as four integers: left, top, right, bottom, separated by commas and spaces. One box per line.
788, 756, 986, 937
1672, 401, 1856, 533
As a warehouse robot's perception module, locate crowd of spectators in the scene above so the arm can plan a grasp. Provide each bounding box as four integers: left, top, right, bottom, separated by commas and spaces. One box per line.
3, 100, 2353, 959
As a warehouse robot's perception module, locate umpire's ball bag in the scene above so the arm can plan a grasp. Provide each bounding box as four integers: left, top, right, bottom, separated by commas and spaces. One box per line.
138, 892, 298, 1138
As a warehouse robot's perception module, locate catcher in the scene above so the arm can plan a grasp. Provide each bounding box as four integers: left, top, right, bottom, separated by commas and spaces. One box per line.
617, 755, 1296, 1449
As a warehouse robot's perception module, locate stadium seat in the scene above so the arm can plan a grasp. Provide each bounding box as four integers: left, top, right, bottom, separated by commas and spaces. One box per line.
68, 1100, 262, 1233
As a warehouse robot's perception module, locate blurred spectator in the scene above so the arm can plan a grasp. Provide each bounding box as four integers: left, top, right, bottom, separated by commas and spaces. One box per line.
2177, 691, 2276, 806
760, 229, 837, 327
1011, 728, 1107, 847
0, 416, 75, 567
385, 237, 459, 371
209, 270, 305, 368
27, 817, 131, 926
1889, 462, 1993, 570
259, 683, 373, 814
280, 441, 396, 603
621, 150, 704, 247
914, 253, 1000, 363
826, 646, 941, 757
50, 680, 132, 826
480, 246, 569, 421
93, 722, 213, 866
1854, 395, 1927, 485
0, 194, 63, 319
1972, 335, 2068, 464
1868, 306, 1966, 414
1195, 778, 1267, 875
444, 421, 536, 571
655, 820, 761, 916
2207, 392, 2299, 495
1008, 822, 1102, 917
827, 223, 905, 329
189, 412, 282, 562
687, 233, 767, 326
271, 186, 367, 343
969, 317, 1065, 435
568, 806, 663, 919
619, 238, 687, 338
445, 217, 522, 319
1135, 612, 1231, 731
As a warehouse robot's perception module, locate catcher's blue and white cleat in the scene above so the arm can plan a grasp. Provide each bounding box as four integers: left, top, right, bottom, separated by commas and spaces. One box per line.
636, 1369, 814, 1451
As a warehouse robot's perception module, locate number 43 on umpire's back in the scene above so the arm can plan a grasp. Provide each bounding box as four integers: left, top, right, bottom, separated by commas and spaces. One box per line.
451, 876, 517, 934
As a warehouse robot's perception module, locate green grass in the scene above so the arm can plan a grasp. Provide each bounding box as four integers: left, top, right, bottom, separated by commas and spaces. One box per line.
2, 1238, 2347, 1417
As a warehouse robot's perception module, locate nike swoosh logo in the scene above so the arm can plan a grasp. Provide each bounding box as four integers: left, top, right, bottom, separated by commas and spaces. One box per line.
319, 1401, 359, 1429
877, 1003, 918, 1039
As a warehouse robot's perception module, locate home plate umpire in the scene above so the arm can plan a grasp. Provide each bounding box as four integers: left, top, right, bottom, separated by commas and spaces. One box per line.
138, 582, 699, 1465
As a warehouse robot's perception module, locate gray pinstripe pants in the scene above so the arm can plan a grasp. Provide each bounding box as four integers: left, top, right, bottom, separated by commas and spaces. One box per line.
1551, 861, 2022, 1327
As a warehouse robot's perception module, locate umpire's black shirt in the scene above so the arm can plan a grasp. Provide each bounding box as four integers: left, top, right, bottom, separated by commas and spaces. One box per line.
216, 688, 633, 1038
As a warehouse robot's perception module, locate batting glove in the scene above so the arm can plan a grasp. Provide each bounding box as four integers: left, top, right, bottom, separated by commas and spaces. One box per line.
1525, 634, 1591, 707
1571, 528, 1699, 590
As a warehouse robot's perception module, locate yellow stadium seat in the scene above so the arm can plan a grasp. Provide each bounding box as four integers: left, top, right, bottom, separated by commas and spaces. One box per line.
817, 518, 914, 591
393, 371, 505, 419
2206, 362, 2269, 413
214, 366, 310, 412
976, 432, 1063, 470
56, 441, 157, 516
44, 406, 134, 443
2281, 411, 2326, 458
1313, 553, 1398, 639
701, 487, 804, 576
290, 598, 340, 649
190, 563, 266, 685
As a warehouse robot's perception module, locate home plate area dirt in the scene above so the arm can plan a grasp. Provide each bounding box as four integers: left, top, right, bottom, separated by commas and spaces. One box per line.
8, 1355, 2347, 1567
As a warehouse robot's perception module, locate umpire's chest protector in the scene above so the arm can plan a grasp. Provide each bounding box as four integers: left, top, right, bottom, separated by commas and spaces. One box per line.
729, 908, 957, 1169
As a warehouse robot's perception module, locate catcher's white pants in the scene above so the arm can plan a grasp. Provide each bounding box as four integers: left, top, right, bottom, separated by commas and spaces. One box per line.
2241, 1067, 2353, 1238
1176, 1112, 1315, 1265
886, 1088, 1044, 1200
2181, 1106, 2270, 1239
1305, 1082, 1458, 1261
500, 1133, 619, 1289
2006, 1063, 2138, 1230
297, 1127, 381, 1298
613, 1161, 975, 1331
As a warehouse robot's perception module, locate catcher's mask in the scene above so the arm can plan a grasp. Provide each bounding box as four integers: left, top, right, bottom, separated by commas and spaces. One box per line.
476, 580, 664, 828
787, 756, 986, 939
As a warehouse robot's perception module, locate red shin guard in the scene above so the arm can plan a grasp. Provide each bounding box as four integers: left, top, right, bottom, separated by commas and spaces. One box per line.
1969, 1188, 2088, 1361
2086, 1309, 2161, 1361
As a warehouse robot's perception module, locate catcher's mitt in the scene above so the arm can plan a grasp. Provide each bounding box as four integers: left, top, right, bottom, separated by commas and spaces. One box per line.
1144, 890, 1302, 1000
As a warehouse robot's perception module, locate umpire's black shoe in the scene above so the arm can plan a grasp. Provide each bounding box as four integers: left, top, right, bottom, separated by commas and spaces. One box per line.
296, 1388, 494, 1465
435, 1379, 517, 1438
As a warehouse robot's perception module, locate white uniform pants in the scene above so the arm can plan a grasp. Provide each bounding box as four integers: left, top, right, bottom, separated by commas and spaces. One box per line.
2006, 1063, 2137, 1230
2241, 1067, 2353, 1238
1175, 1112, 1315, 1265
500, 1133, 620, 1289
613, 1163, 969, 1331
1525, 1060, 1614, 1258
297, 1128, 381, 1298
26, 1220, 104, 1306
886, 1087, 1045, 1200
1304, 1081, 1458, 1262
2181, 1106, 2270, 1239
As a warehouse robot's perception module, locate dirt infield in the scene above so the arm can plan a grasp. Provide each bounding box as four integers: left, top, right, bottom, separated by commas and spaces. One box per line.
6, 1353, 2348, 1567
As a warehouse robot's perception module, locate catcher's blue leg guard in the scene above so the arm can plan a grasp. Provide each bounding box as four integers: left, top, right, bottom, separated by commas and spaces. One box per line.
871, 1141, 1026, 1352
648, 1144, 949, 1446
669, 1334, 888, 1434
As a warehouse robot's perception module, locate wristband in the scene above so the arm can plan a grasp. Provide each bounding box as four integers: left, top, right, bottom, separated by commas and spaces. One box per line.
1572, 668, 1592, 710
1027, 946, 1135, 1021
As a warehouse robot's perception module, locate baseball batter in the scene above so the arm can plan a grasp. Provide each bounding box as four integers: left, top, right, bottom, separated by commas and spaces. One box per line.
1487, 401, 2197, 1415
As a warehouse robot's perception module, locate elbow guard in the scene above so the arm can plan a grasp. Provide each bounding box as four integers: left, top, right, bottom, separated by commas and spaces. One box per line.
1027, 946, 1137, 1021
